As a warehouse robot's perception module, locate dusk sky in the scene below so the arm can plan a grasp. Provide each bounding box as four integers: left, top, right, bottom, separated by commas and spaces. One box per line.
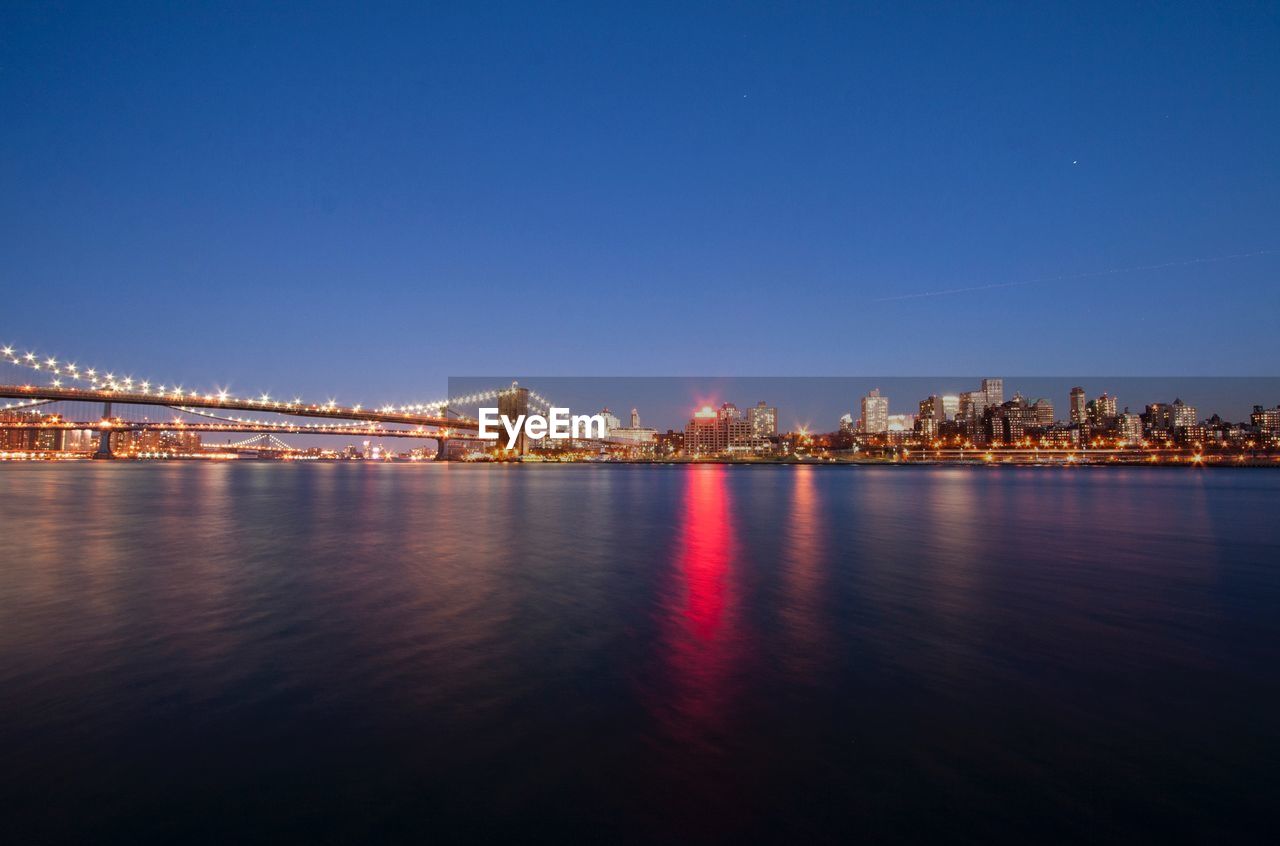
3, 2, 1278, 407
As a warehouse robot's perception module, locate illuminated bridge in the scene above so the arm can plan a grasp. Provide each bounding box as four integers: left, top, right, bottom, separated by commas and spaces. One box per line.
0, 344, 552, 459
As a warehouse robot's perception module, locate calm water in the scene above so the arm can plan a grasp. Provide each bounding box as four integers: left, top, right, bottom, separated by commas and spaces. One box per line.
2, 463, 1278, 843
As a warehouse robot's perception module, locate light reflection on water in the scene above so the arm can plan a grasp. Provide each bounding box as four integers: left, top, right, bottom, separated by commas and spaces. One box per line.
1, 463, 1278, 843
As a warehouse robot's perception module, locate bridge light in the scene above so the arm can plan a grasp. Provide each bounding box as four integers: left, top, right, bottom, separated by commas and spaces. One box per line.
24, 352, 35, 361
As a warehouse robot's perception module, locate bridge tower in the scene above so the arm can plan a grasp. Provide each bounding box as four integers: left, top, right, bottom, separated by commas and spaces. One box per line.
498, 382, 530, 456
93, 402, 114, 459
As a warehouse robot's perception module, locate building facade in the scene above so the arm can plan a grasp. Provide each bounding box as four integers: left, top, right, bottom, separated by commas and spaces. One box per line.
860, 388, 889, 434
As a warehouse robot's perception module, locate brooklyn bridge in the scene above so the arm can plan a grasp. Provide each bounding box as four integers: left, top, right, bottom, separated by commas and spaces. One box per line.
0, 343, 548, 459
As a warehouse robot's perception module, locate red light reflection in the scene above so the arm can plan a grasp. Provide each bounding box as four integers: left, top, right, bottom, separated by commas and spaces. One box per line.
653, 465, 741, 747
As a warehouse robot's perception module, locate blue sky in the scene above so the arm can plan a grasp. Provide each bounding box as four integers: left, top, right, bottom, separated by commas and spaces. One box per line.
3, 2, 1278, 407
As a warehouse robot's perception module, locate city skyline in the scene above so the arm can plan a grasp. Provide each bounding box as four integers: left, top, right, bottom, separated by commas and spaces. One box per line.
6, 346, 1280, 460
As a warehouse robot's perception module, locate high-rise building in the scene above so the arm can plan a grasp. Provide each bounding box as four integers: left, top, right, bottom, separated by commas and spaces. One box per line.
940, 395, 960, 421
686, 407, 716, 452
1171, 398, 1198, 429
599, 407, 622, 435
917, 396, 945, 438
748, 401, 777, 439
1095, 393, 1117, 419
959, 390, 986, 429
630, 408, 640, 428
989, 396, 1033, 444
981, 378, 1004, 409
1119, 411, 1143, 444
1145, 402, 1173, 432
860, 388, 889, 434
1031, 398, 1054, 427
1251, 404, 1280, 433
1070, 387, 1087, 425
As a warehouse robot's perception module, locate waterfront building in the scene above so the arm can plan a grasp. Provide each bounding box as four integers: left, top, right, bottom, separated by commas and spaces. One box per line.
656, 429, 685, 457
940, 394, 960, 421
860, 388, 889, 434
608, 408, 658, 445
684, 405, 753, 455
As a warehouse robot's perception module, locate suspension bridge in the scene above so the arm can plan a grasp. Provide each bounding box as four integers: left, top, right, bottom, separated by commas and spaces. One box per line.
0, 343, 553, 459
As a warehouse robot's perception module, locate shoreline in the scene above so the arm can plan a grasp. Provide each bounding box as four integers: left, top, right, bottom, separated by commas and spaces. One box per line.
3, 456, 1278, 468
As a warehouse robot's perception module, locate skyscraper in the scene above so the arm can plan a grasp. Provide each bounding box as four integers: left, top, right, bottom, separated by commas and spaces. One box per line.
1095, 392, 1117, 419
748, 401, 777, 439
917, 395, 945, 438
981, 378, 1004, 408
1070, 387, 1087, 425
861, 388, 889, 434
1119, 411, 1143, 444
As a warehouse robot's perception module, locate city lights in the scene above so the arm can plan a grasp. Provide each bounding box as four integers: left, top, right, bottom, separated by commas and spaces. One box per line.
3, 347, 1279, 463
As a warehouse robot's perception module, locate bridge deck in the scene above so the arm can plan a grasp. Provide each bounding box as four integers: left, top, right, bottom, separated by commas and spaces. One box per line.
0, 384, 479, 431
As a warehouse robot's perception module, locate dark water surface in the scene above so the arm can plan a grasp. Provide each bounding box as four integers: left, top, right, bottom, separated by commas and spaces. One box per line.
2, 464, 1278, 843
